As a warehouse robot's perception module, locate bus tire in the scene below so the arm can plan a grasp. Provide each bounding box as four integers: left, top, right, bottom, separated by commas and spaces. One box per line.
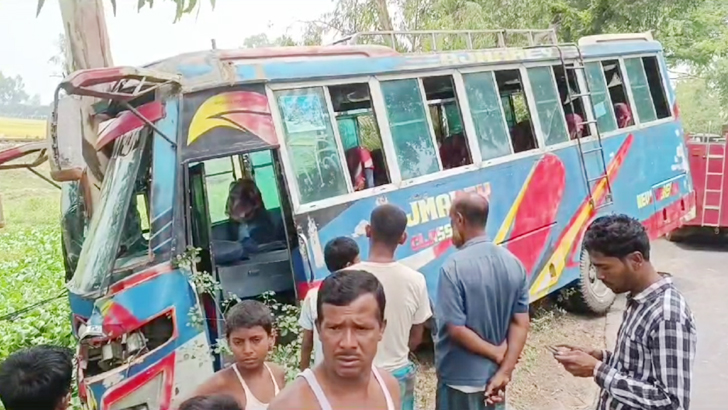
574, 248, 616, 315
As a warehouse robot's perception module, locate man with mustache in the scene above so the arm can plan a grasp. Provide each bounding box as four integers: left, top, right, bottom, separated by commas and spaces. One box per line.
269, 269, 400, 410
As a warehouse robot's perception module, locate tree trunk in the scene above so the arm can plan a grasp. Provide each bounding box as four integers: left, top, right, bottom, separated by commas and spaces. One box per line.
374, 0, 394, 31
53, 0, 114, 209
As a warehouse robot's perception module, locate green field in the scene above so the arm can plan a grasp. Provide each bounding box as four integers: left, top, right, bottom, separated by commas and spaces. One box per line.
0, 116, 46, 139
0, 164, 73, 361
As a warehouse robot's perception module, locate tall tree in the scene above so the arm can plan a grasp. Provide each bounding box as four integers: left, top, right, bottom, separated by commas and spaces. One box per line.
0, 72, 30, 105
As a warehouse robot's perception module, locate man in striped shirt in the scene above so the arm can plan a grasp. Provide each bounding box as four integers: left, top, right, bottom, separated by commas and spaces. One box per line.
555, 214, 697, 409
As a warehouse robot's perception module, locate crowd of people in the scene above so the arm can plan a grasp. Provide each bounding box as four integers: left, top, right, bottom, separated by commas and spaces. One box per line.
0, 193, 696, 410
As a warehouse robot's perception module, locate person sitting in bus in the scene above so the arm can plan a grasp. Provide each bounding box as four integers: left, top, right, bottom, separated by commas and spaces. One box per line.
511, 120, 536, 152
370, 148, 389, 186
566, 114, 585, 140
614, 103, 634, 128
213, 179, 284, 265
440, 133, 469, 169
345, 146, 375, 191
192, 300, 286, 409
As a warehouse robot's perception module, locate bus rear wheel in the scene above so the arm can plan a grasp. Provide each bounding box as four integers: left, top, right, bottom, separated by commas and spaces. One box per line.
571, 248, 616, 315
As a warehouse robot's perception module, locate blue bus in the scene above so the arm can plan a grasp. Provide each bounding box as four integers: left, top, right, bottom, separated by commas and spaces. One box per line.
44, 29, 695, 409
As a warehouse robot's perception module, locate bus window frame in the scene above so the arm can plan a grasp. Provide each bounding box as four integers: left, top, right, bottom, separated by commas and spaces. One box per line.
376, 73, 445, 181
522, 62, 571, 147
263, 53, 677, 215
621, 53, 674, 125
267, 77, 402, 212
454, 67, 514, 160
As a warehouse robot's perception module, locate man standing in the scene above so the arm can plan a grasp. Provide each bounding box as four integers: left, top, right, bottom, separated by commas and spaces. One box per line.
555, 214, 697, 409
269, 269, 400, 410
349, 204, 432, 410
435, 192, 531, 410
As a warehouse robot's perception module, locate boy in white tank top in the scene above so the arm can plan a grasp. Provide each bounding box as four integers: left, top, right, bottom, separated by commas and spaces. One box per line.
269, 270, 400, 410
192, 300, 286, 410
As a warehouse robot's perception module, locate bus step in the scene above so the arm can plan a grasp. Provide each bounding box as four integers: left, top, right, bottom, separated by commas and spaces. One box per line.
707, 172, 724, 176
704, 205, 722, 210
708, 155, 725, 159
587, 176, 603, 184
570, 93, 591, 99
567, 65, 585, 70
581, 147, 604, 154
705, 189, 723, 193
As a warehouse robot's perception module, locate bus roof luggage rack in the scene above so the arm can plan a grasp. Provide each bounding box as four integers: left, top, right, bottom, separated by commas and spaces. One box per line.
329, 29, 559, 52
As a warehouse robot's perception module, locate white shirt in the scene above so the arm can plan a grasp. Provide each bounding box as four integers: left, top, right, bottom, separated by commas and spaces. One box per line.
347, 261, 432, 371
298, 289, 323, 367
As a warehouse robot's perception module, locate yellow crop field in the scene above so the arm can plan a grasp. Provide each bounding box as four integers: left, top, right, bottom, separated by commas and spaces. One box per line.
0, 116, 46, 139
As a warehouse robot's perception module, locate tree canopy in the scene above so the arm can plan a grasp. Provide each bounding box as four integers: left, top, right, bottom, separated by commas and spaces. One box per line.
37, 0, 216, 22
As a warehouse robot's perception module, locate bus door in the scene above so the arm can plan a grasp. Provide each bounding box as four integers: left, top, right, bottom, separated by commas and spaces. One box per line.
186, 150, 298, 304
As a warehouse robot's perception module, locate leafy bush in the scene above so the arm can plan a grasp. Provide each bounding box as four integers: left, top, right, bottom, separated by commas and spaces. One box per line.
0, 227, 74, 360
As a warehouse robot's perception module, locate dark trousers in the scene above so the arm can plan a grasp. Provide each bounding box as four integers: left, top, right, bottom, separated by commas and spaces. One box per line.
435, 383, 506, 410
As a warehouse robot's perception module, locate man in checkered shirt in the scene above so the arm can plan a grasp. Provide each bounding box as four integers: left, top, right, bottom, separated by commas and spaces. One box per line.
554, 214, 697, 409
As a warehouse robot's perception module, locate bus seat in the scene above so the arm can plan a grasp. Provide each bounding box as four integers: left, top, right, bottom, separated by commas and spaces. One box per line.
217, 248, 293, 299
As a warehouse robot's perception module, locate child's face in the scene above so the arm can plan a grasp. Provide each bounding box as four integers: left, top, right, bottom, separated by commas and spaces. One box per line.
228, 325, 274, 370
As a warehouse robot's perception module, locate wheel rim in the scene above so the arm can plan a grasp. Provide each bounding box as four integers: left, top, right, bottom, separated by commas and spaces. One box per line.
587, 263, 612, 299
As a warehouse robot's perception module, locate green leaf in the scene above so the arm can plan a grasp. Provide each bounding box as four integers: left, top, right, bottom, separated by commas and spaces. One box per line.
35, 0, 46, 17
184, 0, 199, 14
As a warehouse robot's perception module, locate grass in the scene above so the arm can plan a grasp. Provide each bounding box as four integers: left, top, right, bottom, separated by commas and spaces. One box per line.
0, 117, 46, 140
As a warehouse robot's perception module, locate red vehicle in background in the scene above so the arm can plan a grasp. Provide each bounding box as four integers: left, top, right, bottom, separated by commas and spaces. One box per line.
669, 128, 727, 239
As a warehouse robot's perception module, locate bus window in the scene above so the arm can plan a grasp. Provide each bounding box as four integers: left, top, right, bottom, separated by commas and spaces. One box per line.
584, 62, 618, 134
527, 66, 570, 146
462, 71, 512, 160
422, 75, 472, 170
623, 57, 658, 123
380, 78, 440, 180
601, 60, 634, 129
274, 87, 349, 204
624, 56, 671, 122
552, 65, 591, 140
204, 157, 238, 223
494, 70, 537, 153
641, 56, 670, 120
328, 83, 391, 190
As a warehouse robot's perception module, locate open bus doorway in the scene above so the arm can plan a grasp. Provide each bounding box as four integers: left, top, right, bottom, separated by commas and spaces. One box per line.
187, 149, 297, 303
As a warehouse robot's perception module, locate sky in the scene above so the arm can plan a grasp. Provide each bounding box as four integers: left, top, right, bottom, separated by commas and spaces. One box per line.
0, 0, 335, 104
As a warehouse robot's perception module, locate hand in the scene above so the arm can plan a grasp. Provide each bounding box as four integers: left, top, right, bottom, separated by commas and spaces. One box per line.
484, 371, 510, 405
495, 341, 508, 364
556, 344, 603, 360
554, 350, 601, 378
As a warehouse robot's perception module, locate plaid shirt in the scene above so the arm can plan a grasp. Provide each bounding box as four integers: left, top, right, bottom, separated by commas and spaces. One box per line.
595, 277, 697, 409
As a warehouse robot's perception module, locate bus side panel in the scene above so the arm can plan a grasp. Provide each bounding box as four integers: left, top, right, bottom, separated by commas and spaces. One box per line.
292, 122, 693, 306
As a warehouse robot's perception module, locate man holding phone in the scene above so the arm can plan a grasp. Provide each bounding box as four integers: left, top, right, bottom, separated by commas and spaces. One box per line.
554, 215, 696, 409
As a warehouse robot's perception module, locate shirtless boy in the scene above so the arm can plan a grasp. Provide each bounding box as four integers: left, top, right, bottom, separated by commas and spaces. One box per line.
193, 300, 286, 410
270, 269, 400, 410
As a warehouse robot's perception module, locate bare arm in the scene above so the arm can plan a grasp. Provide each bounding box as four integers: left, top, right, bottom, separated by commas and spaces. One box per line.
436, 268, 504, 362
498, 312, 530, 376
448, 323, 506, 363
299, 329, 314, 370
267, 362, 288, 388
408, 323, 425, 352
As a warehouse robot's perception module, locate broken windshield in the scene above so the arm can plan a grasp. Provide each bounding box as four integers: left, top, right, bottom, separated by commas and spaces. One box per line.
68, 129, 148, 296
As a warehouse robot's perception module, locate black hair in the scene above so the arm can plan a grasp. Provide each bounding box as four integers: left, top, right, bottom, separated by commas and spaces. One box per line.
225, 299, 274, 337
369, 204, 408, 247
316, 269, 386, 323
583, 214, 650, 261
178, 394, 242, 410
452, 195, 489, 228
324, 236, 360, 272
0, 345, 74, 410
